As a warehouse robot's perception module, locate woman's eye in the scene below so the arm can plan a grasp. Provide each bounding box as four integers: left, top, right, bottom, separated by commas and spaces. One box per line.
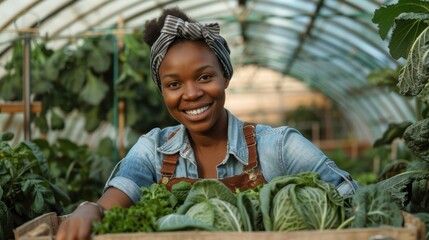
167, 81, 180, 88
199, 74, 212, 81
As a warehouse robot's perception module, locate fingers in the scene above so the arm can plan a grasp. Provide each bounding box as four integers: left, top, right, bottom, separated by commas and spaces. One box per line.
56, 215, 93, 240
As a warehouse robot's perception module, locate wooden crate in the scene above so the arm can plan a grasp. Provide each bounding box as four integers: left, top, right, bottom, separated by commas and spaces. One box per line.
14, 211, 426, 240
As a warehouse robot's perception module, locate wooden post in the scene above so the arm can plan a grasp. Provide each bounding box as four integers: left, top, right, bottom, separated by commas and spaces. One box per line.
22, 33, 32, 140
118, 100, 125, 158
116, 16, 125, 158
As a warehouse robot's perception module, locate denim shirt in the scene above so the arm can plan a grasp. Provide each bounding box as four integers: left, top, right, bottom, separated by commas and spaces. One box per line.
106, 110, 359, 203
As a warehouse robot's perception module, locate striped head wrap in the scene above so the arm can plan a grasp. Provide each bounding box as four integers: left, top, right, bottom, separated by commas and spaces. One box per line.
150, 15, 233, 91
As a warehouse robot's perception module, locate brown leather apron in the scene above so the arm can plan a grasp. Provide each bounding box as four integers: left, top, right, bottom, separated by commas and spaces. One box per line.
158, 122, 267, 191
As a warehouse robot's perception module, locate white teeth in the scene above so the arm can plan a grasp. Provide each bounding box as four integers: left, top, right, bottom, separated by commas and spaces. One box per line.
185, 106, 209, 116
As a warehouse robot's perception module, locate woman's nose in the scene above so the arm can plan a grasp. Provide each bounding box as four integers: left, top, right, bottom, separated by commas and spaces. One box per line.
183, 82, 203, 100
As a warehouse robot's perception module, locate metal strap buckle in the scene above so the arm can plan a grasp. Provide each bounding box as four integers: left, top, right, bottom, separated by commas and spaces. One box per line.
244, 168, 258, 181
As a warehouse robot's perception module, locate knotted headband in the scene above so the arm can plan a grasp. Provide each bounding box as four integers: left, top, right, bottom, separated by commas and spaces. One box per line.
150, 15, 233, 91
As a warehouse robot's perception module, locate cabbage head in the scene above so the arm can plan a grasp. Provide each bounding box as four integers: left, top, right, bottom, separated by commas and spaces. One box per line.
260, 172, 344, 231
186, 198, 244, 231
157, 179, 247, 232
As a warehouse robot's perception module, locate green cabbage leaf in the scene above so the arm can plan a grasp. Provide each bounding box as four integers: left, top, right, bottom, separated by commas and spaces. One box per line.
157, 179, 247, 232
260, 171, 344, 231
349, 184, 403, 228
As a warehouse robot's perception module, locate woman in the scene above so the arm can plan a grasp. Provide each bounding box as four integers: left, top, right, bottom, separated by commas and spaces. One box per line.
56, 7, 358, 239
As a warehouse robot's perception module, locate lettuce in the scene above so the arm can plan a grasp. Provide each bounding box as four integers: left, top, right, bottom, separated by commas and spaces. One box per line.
158, 179, 248, 232
260, 172, 345, 231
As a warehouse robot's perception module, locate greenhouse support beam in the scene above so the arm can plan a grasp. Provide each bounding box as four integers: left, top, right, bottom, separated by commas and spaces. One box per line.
283, 0, 324, 75
22, 33, 31, 140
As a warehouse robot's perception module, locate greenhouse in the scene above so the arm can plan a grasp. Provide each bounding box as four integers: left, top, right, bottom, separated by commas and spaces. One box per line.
0, 1, 428, 240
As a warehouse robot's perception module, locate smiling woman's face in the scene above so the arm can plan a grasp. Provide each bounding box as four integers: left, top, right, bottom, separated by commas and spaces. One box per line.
159, 40, 230, 135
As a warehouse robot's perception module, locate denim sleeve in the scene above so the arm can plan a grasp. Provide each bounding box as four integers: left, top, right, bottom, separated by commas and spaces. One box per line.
281, 127, 359, 196
104, 133, 160, 204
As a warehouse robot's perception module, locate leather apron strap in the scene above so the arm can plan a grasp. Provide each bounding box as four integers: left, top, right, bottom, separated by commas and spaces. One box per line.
159, 122, 267, 191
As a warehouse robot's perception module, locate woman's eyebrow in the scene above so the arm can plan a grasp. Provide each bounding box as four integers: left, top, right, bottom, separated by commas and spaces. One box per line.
161, 65, 215, 80
195, 65, 214, 72
161, 73, 179, 80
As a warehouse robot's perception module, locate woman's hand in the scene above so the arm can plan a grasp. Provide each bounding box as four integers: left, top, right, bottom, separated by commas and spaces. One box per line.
55, 188, 133, 240
55, 202, 102, 240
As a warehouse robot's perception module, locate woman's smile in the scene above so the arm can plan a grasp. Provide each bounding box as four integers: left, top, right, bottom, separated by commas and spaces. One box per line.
184, 105, 210, 116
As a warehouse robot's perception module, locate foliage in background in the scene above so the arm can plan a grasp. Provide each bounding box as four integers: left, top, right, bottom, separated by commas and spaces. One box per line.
0, 30, 176, 139
0, 132, 69, 240
283, 104, 346, 141
326, 149, 377, 186
32, 137, 116, 213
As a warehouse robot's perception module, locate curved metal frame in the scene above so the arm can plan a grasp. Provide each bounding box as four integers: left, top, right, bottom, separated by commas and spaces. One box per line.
0, 0, 413, 143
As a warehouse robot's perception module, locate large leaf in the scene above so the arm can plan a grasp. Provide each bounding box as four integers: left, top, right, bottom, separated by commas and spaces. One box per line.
157, 214, 217, 232
350, 184, 403, 228
62, 65, 86, 93
398, 26, 429, 96
88, 43, 111, 73
377, 170, 429, 207
177, 179, 237, 214
44, 49, 66, 81
373, 121, 412, 147
372, 0, 429, 39
270, 184, 307, 231
389, 14, 429, 59
377, 159, 409, 181
34, 115, 49, 134
410, 178, 429, 209
21, 179, 53, 214
170, 181, 193, 206
0, 132, 14, 141
79, 70, 108, 105
293, 186, 343, 230
208, 198, 243, 231
185, 200, 215, 225
417, 82, 429, 104
236, 192, 260, 231
259, 172, 343, 231
22, 140, 50, 176
84, 106, 101, 132
49, 182, 71, 205
50, 110, 65, 130
403, 118, 429, 162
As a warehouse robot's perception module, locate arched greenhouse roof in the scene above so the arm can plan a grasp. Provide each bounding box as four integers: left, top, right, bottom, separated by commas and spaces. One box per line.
0, 0, 410, 143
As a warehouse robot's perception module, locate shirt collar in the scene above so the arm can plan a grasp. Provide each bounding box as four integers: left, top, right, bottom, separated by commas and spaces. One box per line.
157, 109, 251, 165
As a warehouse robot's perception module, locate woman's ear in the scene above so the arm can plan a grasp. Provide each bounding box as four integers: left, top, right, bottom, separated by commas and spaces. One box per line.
224, 77, 231, 89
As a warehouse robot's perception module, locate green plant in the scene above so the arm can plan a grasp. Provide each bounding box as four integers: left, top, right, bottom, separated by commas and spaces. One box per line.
371, 0, 429, 217
0, 31, 176, 142
259, 172, 344, 232
159, 180, 247, 232
0, 132, 69, 240
338, 183, 403, 229
0, 39, 53, 101
32, 137, 116, 213
93, 183, 177, 234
